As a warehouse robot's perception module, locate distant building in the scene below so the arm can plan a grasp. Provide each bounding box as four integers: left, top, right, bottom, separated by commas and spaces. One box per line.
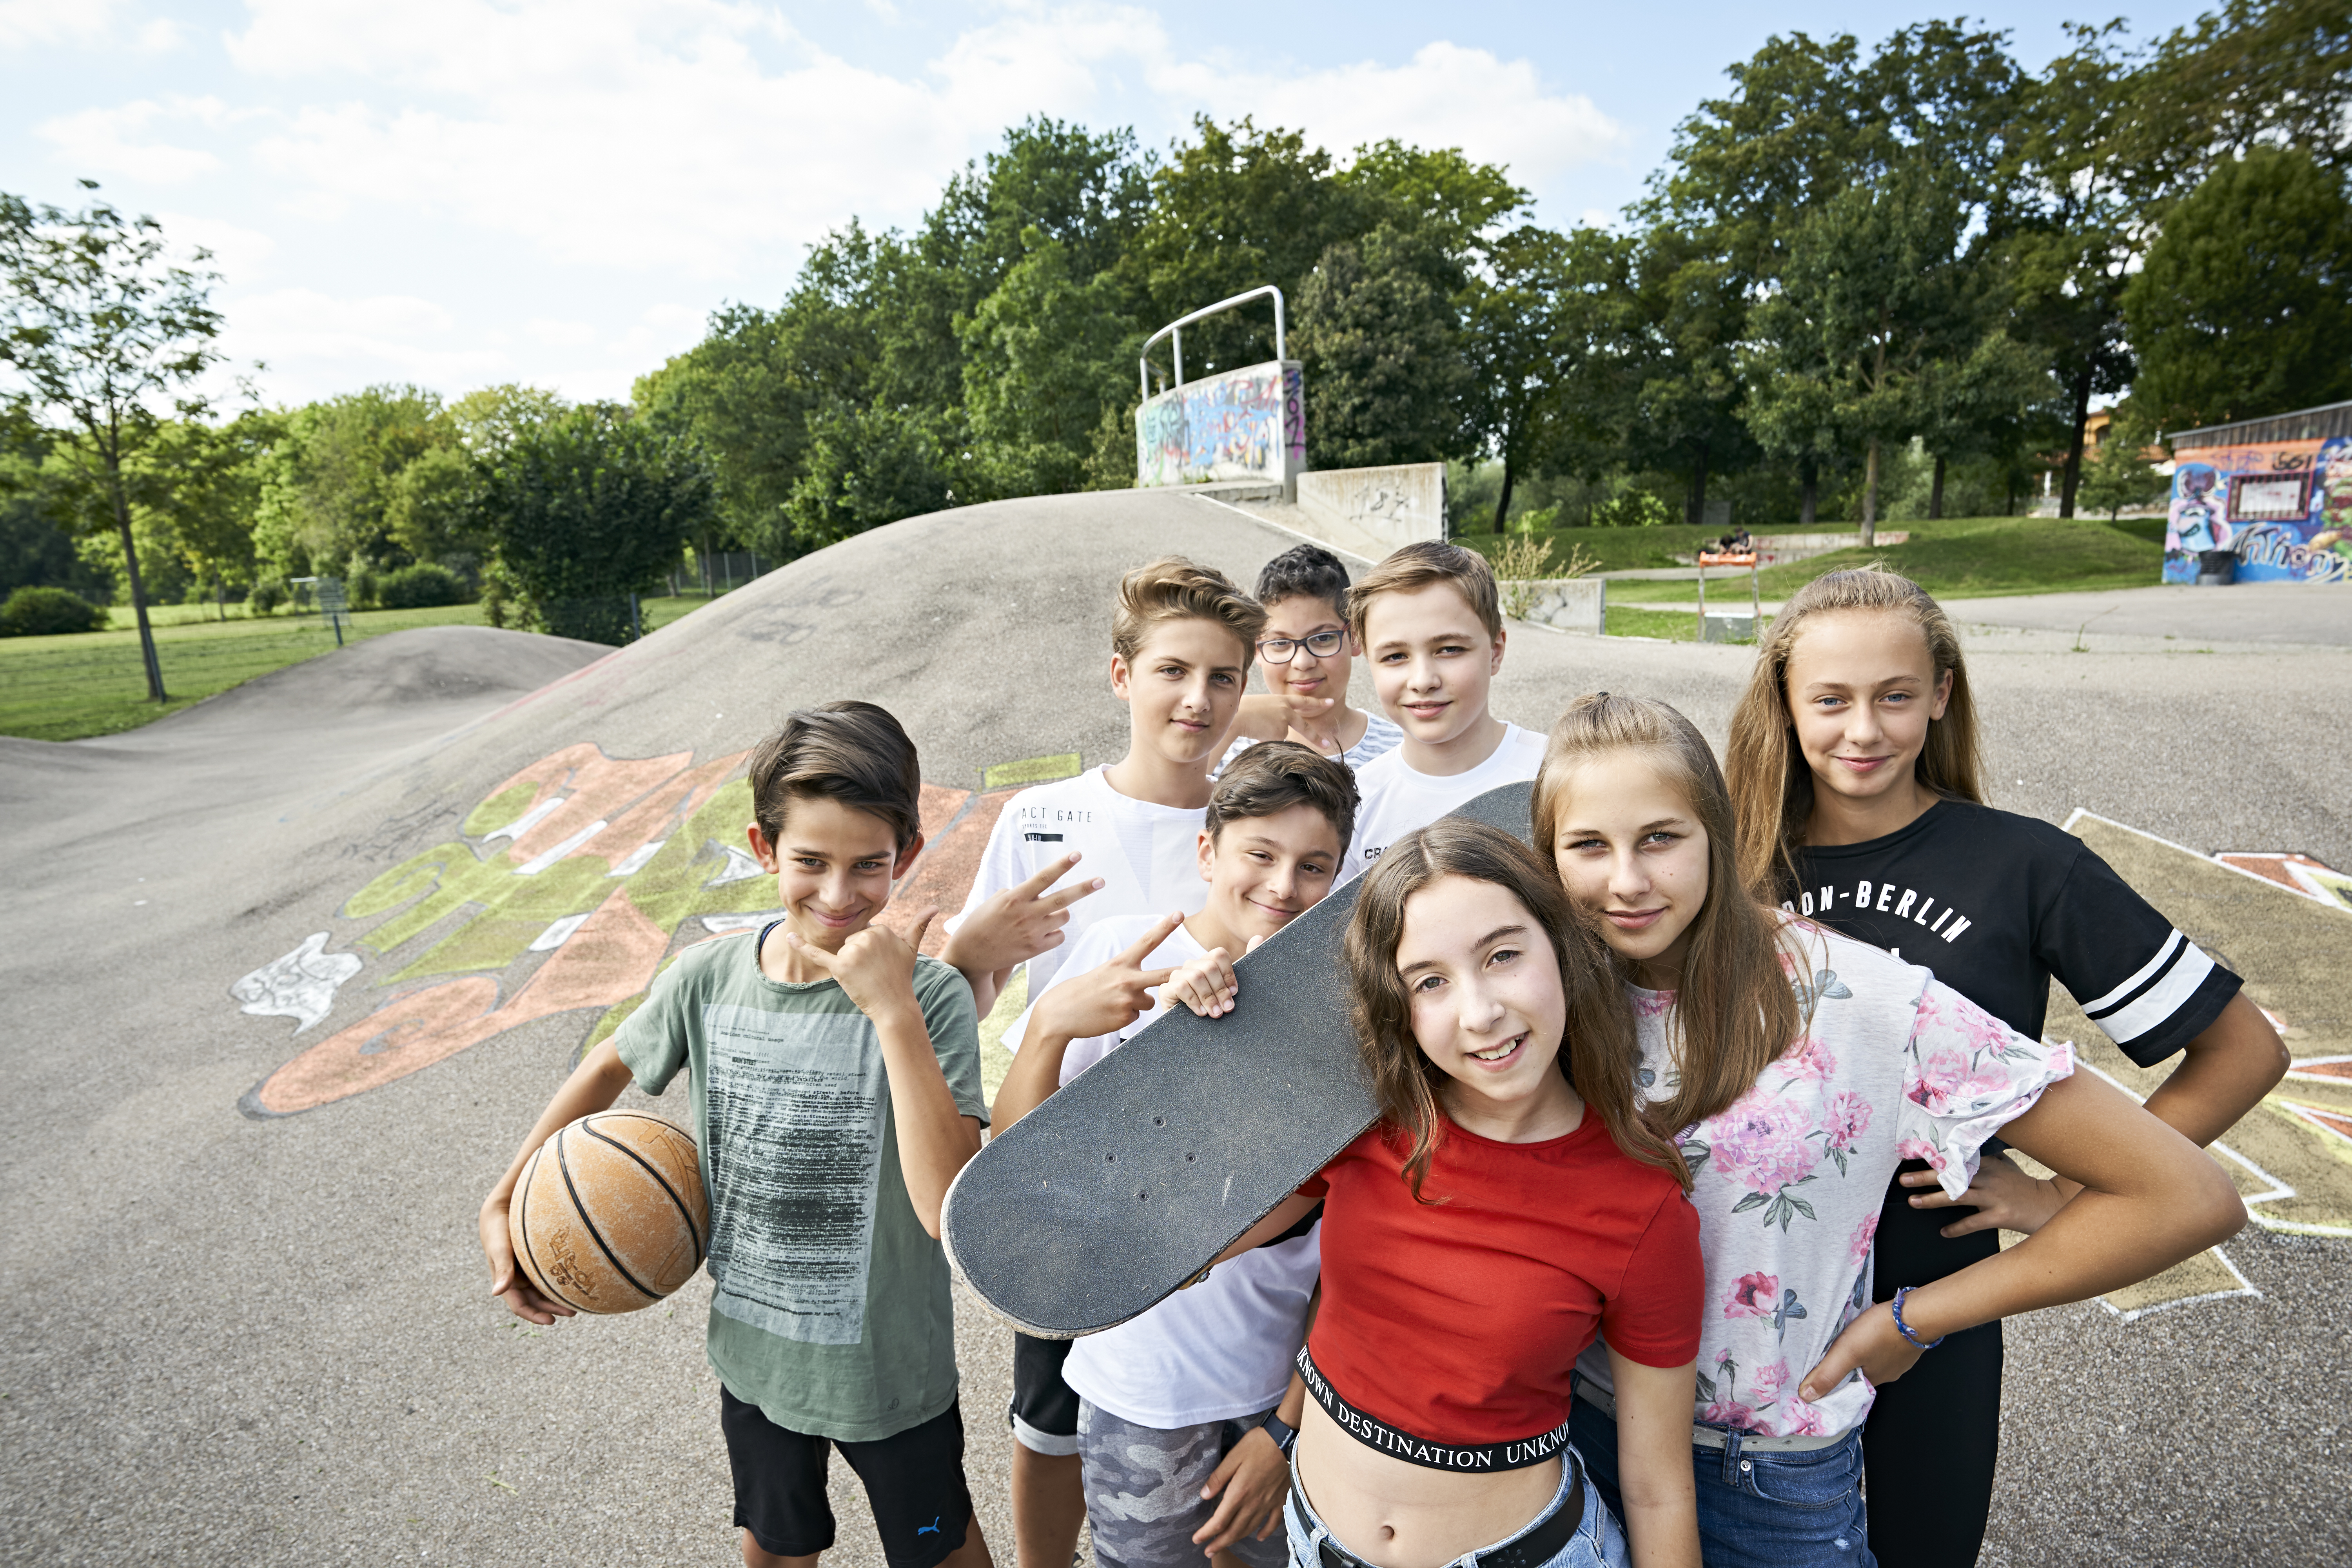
2159, 400, 2352, 584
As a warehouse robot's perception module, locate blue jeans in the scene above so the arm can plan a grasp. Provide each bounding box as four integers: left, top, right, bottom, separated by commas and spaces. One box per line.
1283, 1445, 1627, 1568
1569, 1399, 1871, 1568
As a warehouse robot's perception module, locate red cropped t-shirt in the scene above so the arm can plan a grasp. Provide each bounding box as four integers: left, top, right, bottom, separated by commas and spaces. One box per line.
1297, 1108, 1701, 1466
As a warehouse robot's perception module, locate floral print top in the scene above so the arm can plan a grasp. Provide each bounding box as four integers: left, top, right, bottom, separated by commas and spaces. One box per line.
1575, 918, 2073, 1438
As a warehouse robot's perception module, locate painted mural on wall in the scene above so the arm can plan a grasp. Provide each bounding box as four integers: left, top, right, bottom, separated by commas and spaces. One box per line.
1135, 360, 1305, 488
2165, 436, 2351, 584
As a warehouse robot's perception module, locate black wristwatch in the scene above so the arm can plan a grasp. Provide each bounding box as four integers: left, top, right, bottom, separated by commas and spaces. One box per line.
1259, 1410, 1298, 1457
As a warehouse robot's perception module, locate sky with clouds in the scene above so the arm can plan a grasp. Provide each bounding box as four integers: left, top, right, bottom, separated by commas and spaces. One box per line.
2, 0, 2209, 408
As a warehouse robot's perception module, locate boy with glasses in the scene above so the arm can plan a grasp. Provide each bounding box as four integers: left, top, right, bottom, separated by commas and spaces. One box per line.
1218, 544, 1402, 775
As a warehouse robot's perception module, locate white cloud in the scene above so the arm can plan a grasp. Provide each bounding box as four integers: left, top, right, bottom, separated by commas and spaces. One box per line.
1158, 42, 1627, 190
155, 211, 279, 279
36, 98, 233, 183
138, 16, 185, 51
222, 287, 510, 400
0, 0, 124, 48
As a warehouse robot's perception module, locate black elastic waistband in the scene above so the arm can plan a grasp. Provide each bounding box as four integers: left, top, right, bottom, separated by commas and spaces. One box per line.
1296, 1347, 1572, 1472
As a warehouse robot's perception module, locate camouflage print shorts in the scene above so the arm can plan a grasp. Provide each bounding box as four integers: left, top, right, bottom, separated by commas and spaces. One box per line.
1076, 1399, 1290, 1568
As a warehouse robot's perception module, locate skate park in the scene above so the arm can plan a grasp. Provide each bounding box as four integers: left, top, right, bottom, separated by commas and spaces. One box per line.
2, 485, 2348, 1567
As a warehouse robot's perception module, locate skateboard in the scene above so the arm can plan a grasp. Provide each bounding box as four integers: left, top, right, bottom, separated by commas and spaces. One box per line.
941, 780, 1534, 1337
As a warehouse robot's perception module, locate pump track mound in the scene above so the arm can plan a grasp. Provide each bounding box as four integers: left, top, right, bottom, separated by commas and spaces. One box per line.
1, 487, 2345, 1566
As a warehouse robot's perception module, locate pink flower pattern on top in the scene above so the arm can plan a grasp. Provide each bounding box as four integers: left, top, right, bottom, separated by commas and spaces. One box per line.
1577, 920, 2073, 1440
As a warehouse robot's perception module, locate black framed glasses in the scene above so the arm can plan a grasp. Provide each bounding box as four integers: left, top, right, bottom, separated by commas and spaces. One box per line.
1257, 629, 1347, 663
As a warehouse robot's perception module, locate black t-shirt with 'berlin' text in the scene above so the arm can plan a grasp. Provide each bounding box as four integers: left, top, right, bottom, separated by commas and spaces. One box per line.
1787, 799, 2238, 1067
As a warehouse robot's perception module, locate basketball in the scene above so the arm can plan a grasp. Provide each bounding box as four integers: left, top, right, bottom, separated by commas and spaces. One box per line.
509, 1111, 709, 1315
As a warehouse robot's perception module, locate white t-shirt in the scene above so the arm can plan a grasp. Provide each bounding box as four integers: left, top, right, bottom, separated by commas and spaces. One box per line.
950, 767, 1209, 999
1214, 712, 1405, 777
1009, 915, 1324, 1427
1340, 722, 1546, 884
1575, 920, 2073, 1439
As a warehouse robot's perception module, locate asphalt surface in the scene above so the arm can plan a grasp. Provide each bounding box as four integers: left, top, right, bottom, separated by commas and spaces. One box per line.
1, 488, 2345, 1566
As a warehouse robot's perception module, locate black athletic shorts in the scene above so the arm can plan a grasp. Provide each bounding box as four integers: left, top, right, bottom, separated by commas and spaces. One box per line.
720, 1386, 973, 1568
1009, 1332, 1080, 1456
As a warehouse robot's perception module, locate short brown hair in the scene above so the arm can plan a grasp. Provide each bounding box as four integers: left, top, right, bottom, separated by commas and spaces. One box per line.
1344, 818, 1685, 1201
747, 700, 923, 851
1207, 740, 1359, 849
1112, 556, 1266, 668
1346, 540, 1501, 644
1724, 567, 1985, 902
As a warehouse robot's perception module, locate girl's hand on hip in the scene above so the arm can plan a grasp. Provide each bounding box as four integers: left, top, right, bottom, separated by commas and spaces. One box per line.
1798, 1302, 1922, 1404
1902, 1151, 2068, 1237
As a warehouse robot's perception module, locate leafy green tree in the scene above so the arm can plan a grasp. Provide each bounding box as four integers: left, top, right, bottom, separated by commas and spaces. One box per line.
1459, 225, 1633, 530
1623, 225, 1756, 526
135, 408, 281, 615
960, 233, 1137, 497
473, 403, 714, 644
250, 383, 447, 576
780, 403, 953, 551
2112, 0, 2352, 210
0, 182, 225, 701
2122, 146, 2352, 432
1742, 169, 1991, 541
2077, 412, 2172, 518
1125, 118, 1362, 376
1295, 222, 1471, 470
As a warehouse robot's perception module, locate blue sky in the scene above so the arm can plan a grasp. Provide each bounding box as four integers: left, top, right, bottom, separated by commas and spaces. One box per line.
1, 0, 2210, 407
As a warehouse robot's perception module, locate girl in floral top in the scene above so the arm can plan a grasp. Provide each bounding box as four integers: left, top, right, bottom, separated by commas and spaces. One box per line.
1533, 693, 2245, 1568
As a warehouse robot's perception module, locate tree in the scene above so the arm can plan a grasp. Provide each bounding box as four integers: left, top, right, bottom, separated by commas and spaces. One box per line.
1124, 118, 1362, 375
0, 183, 224, 701
1460, 225, 1634, 530
1742, 169, 1985, 542
1294, 223, 1471, 470
2112, 0, 2352, 211
474, 404, 714, 644
959, 232, 1136, 498
250, 384, 446, 577
2122, 146, 2352, 432
2077, 412, 2172, 518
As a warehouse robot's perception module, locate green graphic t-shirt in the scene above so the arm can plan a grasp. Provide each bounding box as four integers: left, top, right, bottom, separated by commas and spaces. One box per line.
615, 927, 986, 1441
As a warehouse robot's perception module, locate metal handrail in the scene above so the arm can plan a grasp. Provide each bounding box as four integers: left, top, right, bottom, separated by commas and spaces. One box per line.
1139, 285, 1285, 401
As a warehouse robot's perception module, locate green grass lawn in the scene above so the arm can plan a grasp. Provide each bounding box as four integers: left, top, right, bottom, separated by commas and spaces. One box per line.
1468, 516, 2165, 623
11, 588, 744, 743
4, 603, 488, 742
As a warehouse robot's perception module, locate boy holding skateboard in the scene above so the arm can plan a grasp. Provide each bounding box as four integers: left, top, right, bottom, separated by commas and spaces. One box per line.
477, 702, 993, 1568
1214, 543, 1402, 775
1340, 541, 1544, 883
938, 555, 1265, 1568
992, 741, 1360, 1568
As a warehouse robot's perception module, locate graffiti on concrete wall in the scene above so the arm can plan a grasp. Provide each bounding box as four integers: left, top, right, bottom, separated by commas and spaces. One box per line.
1136, 361, 1305, 488
2165, 436, 2351, 584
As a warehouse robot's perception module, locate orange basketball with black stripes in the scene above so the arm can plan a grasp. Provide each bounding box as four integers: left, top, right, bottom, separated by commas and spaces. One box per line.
509, 1111, 709, 1315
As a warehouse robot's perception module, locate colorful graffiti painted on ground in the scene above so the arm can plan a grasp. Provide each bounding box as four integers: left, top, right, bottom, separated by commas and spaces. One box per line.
233, 744, 1014, 1117
2164, 435, 2350, 583
1135, 361, 1305, 488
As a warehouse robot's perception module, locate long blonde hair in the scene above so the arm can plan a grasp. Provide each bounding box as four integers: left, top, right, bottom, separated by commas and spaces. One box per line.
1343, 819, 1686, 1199
1725, 568, 1985, 903
1535, 693, 1803, 1132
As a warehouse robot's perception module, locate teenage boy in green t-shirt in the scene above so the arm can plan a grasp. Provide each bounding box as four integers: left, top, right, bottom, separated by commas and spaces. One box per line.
478, 701, 993, 1568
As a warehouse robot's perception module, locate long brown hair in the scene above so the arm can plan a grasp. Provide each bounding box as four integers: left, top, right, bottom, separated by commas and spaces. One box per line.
1724, 568, 1986, 903
1343, 818, 1686, 1198
1535, 693, 1804, 1132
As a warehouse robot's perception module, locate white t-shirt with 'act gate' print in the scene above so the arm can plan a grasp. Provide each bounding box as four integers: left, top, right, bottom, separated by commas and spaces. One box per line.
1575, 918, 2073, 1439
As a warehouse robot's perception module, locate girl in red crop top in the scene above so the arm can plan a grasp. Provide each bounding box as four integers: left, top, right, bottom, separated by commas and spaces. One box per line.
1223, 820, 1704, 1568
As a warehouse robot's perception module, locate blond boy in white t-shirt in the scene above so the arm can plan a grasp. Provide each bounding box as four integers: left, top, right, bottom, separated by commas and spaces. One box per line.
938, 555, 1264, 1568
1341, 541, 1544, 883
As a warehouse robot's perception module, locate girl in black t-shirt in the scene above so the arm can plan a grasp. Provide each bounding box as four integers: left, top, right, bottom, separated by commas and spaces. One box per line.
1722, 568, 2288, 1568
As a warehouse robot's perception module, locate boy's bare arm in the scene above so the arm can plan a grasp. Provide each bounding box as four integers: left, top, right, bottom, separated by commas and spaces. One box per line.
478, 1036, 637, 1325
789, 908, 985, 1238
1231, 692, 1304, 742
938, 852, 1102, 1015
